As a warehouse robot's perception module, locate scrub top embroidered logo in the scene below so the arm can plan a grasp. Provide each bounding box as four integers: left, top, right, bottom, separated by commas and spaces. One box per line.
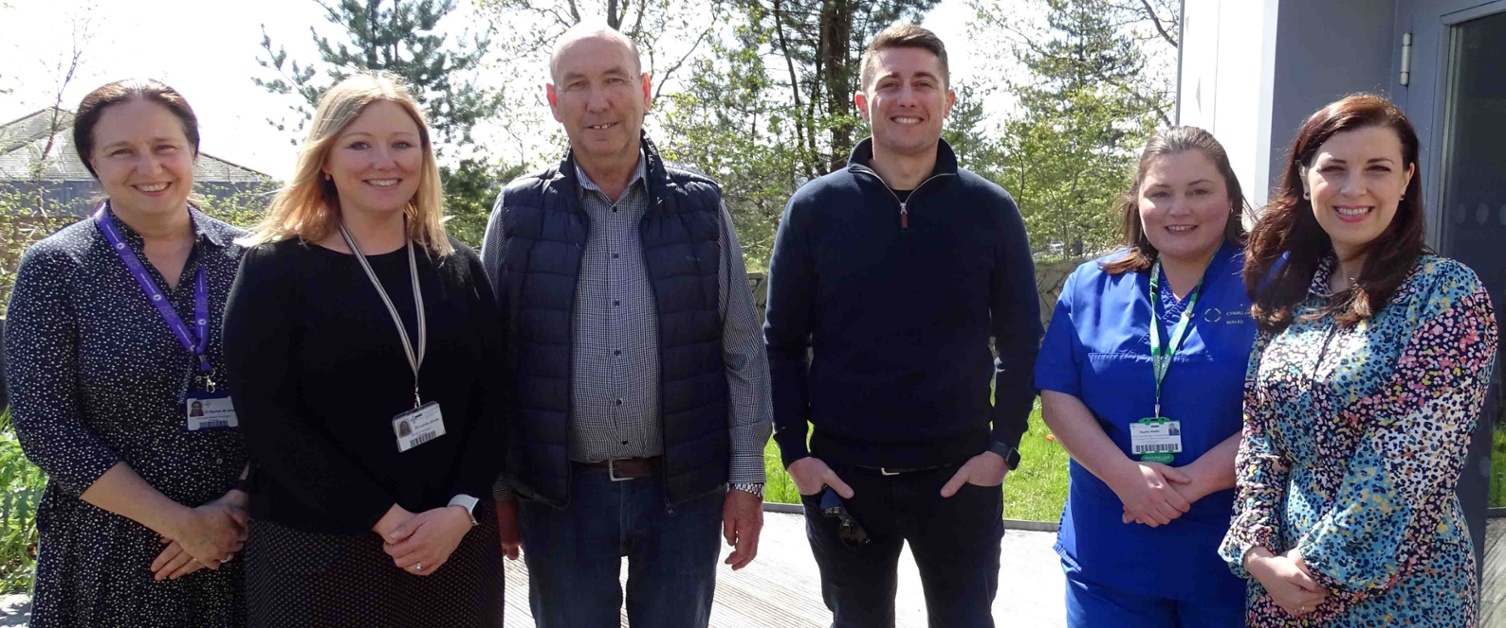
1204, 307, 1250, 325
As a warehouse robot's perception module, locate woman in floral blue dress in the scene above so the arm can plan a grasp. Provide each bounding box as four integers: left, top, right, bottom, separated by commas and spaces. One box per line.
1219, 93, 1497, 626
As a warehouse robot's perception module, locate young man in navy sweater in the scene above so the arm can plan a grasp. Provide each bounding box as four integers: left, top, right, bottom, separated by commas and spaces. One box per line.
764, 24, 1043, 627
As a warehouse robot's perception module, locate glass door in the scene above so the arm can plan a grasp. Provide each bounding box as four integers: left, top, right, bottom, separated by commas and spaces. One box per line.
1397, 0, 1506, 591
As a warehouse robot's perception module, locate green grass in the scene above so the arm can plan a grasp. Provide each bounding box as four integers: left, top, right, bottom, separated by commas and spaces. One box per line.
1491, 421, 1506, 509
1002, 402, 1070, 521
762, 402, 1071, 522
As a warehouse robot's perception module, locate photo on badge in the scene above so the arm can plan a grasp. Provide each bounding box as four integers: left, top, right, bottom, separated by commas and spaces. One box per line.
184, 391, 238, 431
392, 401, 446, 453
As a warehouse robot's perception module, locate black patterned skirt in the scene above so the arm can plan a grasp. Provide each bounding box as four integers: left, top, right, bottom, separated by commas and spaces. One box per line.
244, 504, 503, 628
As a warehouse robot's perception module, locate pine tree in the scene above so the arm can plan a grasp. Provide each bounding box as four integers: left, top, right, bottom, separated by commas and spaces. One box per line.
254, 0, 502, 149
253, 0, 514, 247
975, 0, 1170, 257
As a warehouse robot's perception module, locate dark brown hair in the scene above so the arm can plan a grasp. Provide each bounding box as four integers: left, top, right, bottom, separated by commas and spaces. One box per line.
1245, 93, 1424, 332
73, 79, 200, 179
860, 24, 950, 90
1100, 126, 1248, 275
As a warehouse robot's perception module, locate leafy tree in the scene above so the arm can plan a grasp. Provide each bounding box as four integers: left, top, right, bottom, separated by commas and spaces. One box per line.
653, 0, 943, 267
253, 0, 517, 247
439, 158, 527, 247
254, 0, 502, 148
478, 0, 722, 100
478, 0, 947, 265
733, 0, 940, 177
973, 0, 1170, 257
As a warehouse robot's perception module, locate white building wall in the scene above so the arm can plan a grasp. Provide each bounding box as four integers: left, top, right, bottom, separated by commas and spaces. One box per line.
1177, 0, 1282, 211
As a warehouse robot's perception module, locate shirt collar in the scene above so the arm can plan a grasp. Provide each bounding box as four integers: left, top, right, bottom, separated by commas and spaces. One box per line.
103, 201, 229, 249
574, 149, 648, 198
187, 206, 230, 247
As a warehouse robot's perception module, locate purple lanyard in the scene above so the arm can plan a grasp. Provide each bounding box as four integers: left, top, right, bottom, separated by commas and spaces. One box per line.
93, 204, 212, 374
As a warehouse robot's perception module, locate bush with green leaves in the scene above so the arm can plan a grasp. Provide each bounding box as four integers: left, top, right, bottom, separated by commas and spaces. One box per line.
0, 409, 44, 594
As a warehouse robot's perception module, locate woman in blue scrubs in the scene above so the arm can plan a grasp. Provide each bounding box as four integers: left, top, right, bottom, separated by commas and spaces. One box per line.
1035, 126, 1254, 627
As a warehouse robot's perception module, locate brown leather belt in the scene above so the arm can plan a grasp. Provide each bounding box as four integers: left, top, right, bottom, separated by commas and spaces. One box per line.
577, 456, 662, 481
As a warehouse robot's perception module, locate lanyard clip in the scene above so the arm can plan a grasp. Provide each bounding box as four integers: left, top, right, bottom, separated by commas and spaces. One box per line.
413, 386, 422, 410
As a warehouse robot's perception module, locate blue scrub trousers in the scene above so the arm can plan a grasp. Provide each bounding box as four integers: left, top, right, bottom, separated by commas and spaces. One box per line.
1063, 559, 1243, 628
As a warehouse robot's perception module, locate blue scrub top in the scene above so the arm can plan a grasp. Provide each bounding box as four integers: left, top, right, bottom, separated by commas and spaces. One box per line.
1034, 242, 1253, 601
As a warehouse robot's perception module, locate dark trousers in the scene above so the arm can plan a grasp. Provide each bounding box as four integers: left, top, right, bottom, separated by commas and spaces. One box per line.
519, 467, 726, 628
801, 462, 1003, 628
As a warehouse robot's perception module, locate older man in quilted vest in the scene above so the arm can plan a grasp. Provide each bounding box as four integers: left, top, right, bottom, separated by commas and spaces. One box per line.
479, 21, 771, 628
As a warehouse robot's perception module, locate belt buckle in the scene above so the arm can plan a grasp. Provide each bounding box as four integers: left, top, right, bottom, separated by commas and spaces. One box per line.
880, 467, 903, 476
608, 459, 632, 482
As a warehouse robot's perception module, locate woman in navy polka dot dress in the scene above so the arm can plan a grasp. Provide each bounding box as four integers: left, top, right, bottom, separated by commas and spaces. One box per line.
4, 80, 250, 627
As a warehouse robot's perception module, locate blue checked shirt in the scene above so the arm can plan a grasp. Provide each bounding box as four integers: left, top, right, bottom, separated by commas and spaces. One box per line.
483, 151, 771, 500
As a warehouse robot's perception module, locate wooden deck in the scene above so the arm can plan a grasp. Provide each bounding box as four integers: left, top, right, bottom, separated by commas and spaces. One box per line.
1482, 519, 1506, 627
502, 511, 1067, 627
0, 512, 1500, 626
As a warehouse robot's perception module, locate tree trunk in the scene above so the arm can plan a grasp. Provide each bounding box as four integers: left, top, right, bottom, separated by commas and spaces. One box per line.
819, 0, 855, 173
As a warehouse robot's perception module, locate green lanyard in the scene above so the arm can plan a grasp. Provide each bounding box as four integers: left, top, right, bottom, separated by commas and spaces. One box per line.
1148, 258, 1204, 418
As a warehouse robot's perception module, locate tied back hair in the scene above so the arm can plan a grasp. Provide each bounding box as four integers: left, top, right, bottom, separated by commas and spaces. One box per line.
1100, 126, 1248, 276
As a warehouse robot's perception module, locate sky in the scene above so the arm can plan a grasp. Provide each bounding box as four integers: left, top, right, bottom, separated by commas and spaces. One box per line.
0, 0, 985, 181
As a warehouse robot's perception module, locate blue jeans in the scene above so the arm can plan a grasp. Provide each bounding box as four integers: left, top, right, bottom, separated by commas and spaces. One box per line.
518, 467, 725, 628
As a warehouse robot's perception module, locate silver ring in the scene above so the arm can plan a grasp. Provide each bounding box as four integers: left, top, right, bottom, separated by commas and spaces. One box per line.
222, 553, 234, 563
412, 562, 424, 572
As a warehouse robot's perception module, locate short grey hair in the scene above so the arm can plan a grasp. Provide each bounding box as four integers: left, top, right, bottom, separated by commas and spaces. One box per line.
549, 22, 643, 83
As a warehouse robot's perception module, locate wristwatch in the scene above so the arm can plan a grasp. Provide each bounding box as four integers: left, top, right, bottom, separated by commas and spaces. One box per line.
730, 482, 765, 499
448, 494, 480, 527
989, 443, 1022, 471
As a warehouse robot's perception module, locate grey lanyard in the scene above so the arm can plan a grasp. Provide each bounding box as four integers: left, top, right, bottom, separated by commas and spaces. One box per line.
338, 221, 426, 409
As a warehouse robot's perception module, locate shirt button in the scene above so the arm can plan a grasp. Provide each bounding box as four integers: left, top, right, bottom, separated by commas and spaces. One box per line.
614, 349, 622, 356
612, 253, 620, 259
614, 398, 624, 406
613, 300, 621, 306
215, 458, 224, 464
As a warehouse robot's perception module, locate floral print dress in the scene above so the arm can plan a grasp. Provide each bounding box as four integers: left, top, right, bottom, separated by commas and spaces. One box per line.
1219, 255, 1497, 627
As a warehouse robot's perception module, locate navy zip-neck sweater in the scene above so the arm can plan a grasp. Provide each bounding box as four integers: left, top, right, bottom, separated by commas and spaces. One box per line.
764, 138, 1043, 470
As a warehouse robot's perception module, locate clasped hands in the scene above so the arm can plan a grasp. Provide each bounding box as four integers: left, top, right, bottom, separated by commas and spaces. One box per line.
150, 489, 248, 581
1244, 546, 1330, 617
373, 503, 475, 577
1107, 459, 1206, 527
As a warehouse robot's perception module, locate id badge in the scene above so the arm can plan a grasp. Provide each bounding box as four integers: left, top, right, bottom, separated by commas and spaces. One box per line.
393, 402, 445, 453
1131, 417, 1182, 463
185, 391, 238, 431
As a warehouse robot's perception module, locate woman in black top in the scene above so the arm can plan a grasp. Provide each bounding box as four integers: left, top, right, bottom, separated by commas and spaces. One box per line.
224, 73, 505, 627
5, 80, 249, 626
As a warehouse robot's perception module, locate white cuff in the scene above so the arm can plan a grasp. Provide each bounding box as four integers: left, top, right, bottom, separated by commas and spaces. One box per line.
448, 494, 479, 515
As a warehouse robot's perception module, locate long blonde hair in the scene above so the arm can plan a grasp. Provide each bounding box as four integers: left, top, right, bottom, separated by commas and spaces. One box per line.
241, 72, 452, 255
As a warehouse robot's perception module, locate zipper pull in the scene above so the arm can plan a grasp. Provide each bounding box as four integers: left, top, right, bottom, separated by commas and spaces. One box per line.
900, 203, 909, 229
